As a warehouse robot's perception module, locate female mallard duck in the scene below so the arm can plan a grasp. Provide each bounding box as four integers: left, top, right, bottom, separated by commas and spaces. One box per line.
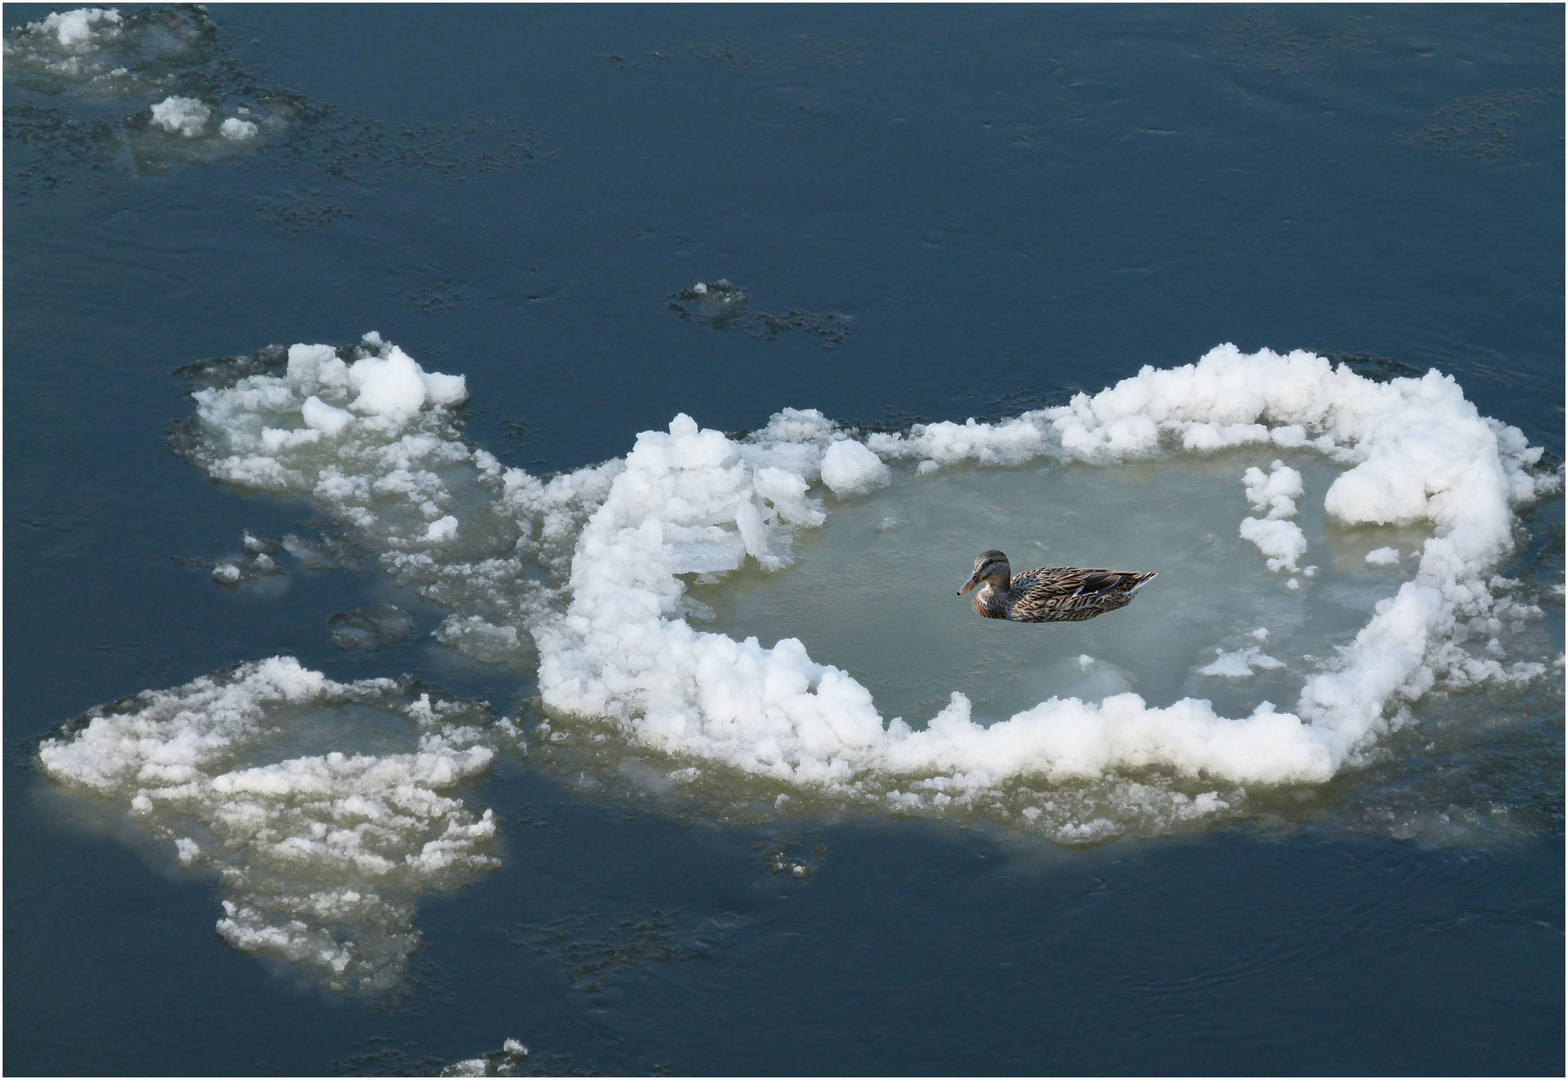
957, 549, 1156, 622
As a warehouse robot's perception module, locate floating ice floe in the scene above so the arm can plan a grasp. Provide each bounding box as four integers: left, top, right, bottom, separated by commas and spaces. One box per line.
5, 6, 294, 173
5, 6, 209, 99
36, 336, 1562, 989
538, 344, 1557, 800
219, 115, 258, 141
35, 658, 514, 993
39, 338, 1564, 992
161, 338, 1558, 803
36, 6, 121, 52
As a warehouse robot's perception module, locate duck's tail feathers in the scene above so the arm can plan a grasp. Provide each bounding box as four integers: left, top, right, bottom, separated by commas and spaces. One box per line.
1129, 571, 1157, 593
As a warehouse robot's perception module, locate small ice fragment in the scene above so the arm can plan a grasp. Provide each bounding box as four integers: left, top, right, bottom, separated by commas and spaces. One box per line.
1286, 577, 1301, 590
301, 395, 353, 436
692, 282, 708, 295
1239, 516, 1307, 571
213, 563, 241, 583
219, 117, 258, 142
45, 7, 121, 50
175, 837, 200, 863
1251, 627, 1269, 641
1077, 654, 1094, 670
1242, 461, 1304, 519
1365, 546, 1400, 566
424, 516, 458, 543
916, 460, 939, 474
819, 439, 891, 497
361, 330, 384, 346
502, 1039, 528, 1056
1191, 792, 1227, 814
1200, 647, 1285, 678
149, 96, 211, 137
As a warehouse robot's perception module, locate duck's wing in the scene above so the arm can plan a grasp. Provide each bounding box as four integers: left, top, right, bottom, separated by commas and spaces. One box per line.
1007, 567, 1157, 622
1012, 566, 1111, 599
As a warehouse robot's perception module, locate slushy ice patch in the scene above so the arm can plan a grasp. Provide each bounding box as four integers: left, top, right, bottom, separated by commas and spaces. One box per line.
2, 5, 210, 99
36, 658, 515, 992
3, 5, 298, 174
4, 7, 540, 183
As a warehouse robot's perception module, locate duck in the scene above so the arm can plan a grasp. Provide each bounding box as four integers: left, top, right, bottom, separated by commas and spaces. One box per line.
957, 549, 1157, 622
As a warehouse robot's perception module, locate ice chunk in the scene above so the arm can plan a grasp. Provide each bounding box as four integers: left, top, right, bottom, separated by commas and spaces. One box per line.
1239, 516, 1308, 572
424, 515, 459, 542
149, 95, 211, 137
1201, 647, 1287, 678
219, 116, 258, 141
40, 7, 122, 51
300, 395, 353, 436
349, 347, 435, 419
819, 439, 891, 497
1242, 460, 1304, 519
159, 336, 1562, 850
35, 658, 506, 993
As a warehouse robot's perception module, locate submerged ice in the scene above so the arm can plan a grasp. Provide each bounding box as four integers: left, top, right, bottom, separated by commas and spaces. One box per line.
38, 335, 1563, 985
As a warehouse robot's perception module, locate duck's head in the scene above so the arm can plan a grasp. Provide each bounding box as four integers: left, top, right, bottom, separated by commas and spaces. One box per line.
958, 549, 1011, 595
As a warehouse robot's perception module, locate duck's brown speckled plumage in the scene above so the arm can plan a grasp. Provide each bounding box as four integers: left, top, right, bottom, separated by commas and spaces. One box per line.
957, 549, 1156, 623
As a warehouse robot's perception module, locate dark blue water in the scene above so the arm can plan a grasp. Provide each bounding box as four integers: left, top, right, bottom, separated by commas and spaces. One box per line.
6, 4, 1562, 1074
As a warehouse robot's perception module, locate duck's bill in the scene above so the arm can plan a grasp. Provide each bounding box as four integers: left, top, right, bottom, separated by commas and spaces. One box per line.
957, 573, 980, 595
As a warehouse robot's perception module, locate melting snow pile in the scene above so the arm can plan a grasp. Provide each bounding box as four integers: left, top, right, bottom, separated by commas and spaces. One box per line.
36, 658, 512, 993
